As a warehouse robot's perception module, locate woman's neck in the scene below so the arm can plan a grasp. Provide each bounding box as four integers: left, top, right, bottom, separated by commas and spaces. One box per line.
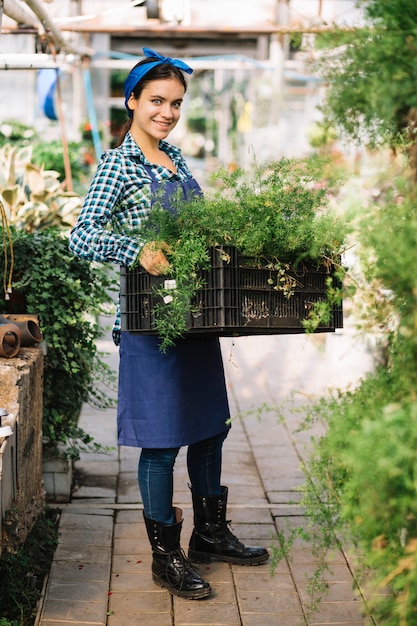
130, 129, 176, 172
139, 141, 177, 173
130, 127, 159, 152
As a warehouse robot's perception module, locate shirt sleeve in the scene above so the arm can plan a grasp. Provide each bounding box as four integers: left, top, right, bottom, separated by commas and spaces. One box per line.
68, 150, 143, 266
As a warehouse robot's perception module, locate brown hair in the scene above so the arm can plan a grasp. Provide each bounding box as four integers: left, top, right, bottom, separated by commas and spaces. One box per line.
117, 60, 188, 146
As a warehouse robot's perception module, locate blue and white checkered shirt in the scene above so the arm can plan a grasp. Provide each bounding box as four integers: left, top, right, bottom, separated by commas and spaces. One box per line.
68, 131, 195, 344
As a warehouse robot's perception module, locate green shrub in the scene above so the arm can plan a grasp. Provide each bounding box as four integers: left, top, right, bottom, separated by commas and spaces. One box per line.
285, 167, 417, 624
0, 228, 117, 459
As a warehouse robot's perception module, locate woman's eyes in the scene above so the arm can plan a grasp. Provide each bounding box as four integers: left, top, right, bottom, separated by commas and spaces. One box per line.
151, 99, 182, 108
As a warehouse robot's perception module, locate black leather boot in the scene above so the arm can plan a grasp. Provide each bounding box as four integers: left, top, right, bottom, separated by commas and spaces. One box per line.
144, 507, 211, 599
188, 486, 269, 565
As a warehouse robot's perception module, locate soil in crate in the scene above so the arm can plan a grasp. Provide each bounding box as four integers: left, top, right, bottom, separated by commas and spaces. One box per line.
120, 246, 343, 336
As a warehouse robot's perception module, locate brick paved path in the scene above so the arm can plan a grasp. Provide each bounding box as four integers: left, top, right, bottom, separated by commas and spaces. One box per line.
38, 328, 376, 626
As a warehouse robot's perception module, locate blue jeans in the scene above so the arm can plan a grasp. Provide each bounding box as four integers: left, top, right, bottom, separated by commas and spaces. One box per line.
138, 430, 229, 524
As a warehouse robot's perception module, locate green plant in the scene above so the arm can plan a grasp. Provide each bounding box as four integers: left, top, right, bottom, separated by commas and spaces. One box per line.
289, 31, 303, 54
0, 120, 37, 147
274, 165, 417, 624
264, 4, 417, 621
0, 144, 82, 232
0, 506, 59, 625
0, 134, 117, 459
132, 155, 347, 350
314, 0, 417, 169
0, 120, 94, 195
0, 227, 117, 459
31, 140, 92, 195
308, 121, 339, 150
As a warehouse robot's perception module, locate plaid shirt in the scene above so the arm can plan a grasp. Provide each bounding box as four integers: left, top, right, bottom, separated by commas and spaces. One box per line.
68, 131, 195, 344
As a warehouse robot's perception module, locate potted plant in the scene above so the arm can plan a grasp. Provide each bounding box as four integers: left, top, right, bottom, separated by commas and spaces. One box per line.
121, 155, 348, 351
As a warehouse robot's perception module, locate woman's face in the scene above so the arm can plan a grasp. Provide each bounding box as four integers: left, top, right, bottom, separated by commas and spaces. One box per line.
128, 77, 185, 143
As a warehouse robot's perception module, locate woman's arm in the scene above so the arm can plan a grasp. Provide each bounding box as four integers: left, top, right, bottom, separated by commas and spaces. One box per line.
68, 150, 143, 266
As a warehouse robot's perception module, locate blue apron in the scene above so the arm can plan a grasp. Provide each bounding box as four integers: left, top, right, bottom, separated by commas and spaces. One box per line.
117, 166, 231, 448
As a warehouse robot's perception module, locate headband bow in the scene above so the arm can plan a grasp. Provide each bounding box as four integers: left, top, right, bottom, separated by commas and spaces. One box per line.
124, 47, 193, 116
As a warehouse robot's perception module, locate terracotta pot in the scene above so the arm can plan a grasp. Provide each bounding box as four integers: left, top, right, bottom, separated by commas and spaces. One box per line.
0, 316, 43, 346
0, 322, 21, 358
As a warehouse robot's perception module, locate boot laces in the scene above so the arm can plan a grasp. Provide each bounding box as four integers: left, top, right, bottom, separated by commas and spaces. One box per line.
210, 520, 245, 550
165, 546, 200, 587
225, 520, 245, 548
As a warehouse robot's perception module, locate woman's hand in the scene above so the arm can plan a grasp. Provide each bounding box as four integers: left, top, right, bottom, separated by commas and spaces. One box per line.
139, 241, 171, 276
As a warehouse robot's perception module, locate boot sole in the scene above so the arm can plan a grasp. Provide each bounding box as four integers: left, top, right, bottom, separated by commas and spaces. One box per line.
188, 550, 269, 566
152, 574, 212, 599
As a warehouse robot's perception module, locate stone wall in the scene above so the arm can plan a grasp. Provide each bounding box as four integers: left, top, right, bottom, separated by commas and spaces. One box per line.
0, 347, 44, 554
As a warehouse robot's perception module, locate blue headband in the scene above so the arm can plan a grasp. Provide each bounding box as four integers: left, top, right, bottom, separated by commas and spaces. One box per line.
124, 47, 193, 116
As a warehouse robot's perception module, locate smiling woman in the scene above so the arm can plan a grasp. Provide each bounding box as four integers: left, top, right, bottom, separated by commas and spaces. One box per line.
68, 47, 268, 603
124, 50, 189, 171
127, 78, 185, 173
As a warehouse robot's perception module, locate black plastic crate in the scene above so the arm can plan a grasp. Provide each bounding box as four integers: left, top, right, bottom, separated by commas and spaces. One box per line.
120, 246, 343, 336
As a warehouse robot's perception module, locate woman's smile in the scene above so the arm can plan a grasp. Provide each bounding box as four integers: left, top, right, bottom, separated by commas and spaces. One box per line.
153, 119, 172, 127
